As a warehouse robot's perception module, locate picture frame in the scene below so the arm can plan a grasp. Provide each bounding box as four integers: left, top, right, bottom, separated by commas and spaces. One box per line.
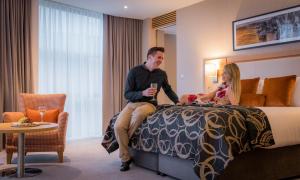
233, 5, 300, 51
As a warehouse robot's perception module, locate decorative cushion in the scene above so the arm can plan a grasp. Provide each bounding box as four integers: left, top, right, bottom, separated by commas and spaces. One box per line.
26, 108, 59, 123
240, 93, 265, 106
241, 77, 260, 94
263, 75, 296, 106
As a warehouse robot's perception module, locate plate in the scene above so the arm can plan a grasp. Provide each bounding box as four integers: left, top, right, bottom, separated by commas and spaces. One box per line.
33, 122, 50, 125
11, 123, 40, 128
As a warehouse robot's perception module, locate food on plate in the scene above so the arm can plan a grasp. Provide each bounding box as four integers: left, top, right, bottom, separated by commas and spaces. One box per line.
18, 116, 31, 124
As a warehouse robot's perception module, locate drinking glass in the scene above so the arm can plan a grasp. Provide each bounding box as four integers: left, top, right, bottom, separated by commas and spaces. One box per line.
38, 105, 47, 122
150, 83, 158, 101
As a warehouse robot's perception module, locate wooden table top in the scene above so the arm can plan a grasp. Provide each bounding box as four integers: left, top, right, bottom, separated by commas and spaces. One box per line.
0, 164, 16, 172
0, 123, 58, 133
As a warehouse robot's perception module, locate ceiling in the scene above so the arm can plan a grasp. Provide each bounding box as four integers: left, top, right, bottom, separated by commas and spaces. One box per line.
53, 0, 204, 20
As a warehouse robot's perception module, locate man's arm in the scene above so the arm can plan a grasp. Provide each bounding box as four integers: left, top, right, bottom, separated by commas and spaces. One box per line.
124, 70, 143, 101
162, 72, 179, 104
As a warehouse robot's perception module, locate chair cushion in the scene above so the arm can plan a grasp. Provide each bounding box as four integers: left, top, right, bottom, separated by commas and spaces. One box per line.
240, 93, 265, 107
263, 75, 296, 106
241, 77, 260, 94
11, 130, 59, 146
26, 108, 59, 123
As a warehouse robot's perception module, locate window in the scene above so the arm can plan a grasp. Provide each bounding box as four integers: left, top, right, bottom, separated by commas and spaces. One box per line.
39, 0, 103, 139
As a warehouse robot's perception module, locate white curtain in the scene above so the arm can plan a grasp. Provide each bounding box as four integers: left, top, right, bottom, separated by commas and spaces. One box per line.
39, 0, 103, 140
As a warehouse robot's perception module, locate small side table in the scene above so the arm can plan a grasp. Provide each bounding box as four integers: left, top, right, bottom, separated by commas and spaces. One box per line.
0, 123, 58, 178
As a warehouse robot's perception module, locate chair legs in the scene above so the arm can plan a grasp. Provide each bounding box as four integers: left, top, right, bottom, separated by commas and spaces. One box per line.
6, 152, 13, 164
57, 151, 64, 163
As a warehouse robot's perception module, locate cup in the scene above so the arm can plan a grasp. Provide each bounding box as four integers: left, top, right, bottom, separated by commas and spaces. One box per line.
38, 105, 47, 122
150, 83, 158, 101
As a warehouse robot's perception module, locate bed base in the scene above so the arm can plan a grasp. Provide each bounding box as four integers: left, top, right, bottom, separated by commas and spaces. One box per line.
130, 145, 300, 180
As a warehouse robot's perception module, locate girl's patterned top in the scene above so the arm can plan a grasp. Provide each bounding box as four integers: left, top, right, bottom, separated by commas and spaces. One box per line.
213, 82, 230, 105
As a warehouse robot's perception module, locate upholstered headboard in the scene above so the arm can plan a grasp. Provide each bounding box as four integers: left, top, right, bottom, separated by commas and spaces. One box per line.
228, 50, 300, 107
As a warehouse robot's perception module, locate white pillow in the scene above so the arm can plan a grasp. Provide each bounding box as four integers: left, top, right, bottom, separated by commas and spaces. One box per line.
256, 77, 300, 106
292, 77, 300, 106
257, 79, 264, 94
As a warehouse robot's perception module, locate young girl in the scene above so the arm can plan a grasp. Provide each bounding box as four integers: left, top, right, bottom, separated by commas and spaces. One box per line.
181, 63, 241, 105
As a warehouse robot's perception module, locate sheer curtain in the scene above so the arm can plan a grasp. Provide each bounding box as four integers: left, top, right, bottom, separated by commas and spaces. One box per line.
39, 0, 103, 140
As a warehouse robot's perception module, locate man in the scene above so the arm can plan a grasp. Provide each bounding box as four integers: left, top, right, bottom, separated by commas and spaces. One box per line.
114, 47, 180, 171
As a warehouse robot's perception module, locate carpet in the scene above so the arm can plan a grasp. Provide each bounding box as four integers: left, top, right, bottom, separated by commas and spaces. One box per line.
0, 138, 174, 180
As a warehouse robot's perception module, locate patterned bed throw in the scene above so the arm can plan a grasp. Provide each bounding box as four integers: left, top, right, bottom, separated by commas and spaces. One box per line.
101, 104, 274, 180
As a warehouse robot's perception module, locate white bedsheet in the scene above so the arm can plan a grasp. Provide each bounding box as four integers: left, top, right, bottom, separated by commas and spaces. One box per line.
258, 107, 300, 149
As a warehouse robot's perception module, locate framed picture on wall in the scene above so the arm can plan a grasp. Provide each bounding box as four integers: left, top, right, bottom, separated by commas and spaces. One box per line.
233, 5, 300, 51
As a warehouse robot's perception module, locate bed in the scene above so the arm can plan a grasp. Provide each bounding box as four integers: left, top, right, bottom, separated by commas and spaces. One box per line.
102, 104, 276, 180
102, 55, 300, 179
127, 106, 300, 180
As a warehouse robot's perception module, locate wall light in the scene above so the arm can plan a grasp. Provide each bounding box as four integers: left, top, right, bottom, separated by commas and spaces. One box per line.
205, 63, 218, 83
204, 58, 227, 92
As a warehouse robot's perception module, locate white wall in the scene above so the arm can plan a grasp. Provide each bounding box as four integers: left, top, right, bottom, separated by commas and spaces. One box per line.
156, 30, 169, 104
176, 0, 300, 96
163, 34, 177, 104
156, 33, 178, 104
142, 18, 156, 60
164, 34, 177, 92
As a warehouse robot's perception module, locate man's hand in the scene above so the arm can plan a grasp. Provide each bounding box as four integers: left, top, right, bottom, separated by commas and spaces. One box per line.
179, 94, 189, 105
142, 87, 157, 97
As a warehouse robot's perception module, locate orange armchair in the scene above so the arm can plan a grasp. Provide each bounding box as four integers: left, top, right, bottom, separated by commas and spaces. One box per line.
2, 93, 68, 164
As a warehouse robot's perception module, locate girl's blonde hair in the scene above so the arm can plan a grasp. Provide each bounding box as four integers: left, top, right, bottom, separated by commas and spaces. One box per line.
223, 63, 241, 104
